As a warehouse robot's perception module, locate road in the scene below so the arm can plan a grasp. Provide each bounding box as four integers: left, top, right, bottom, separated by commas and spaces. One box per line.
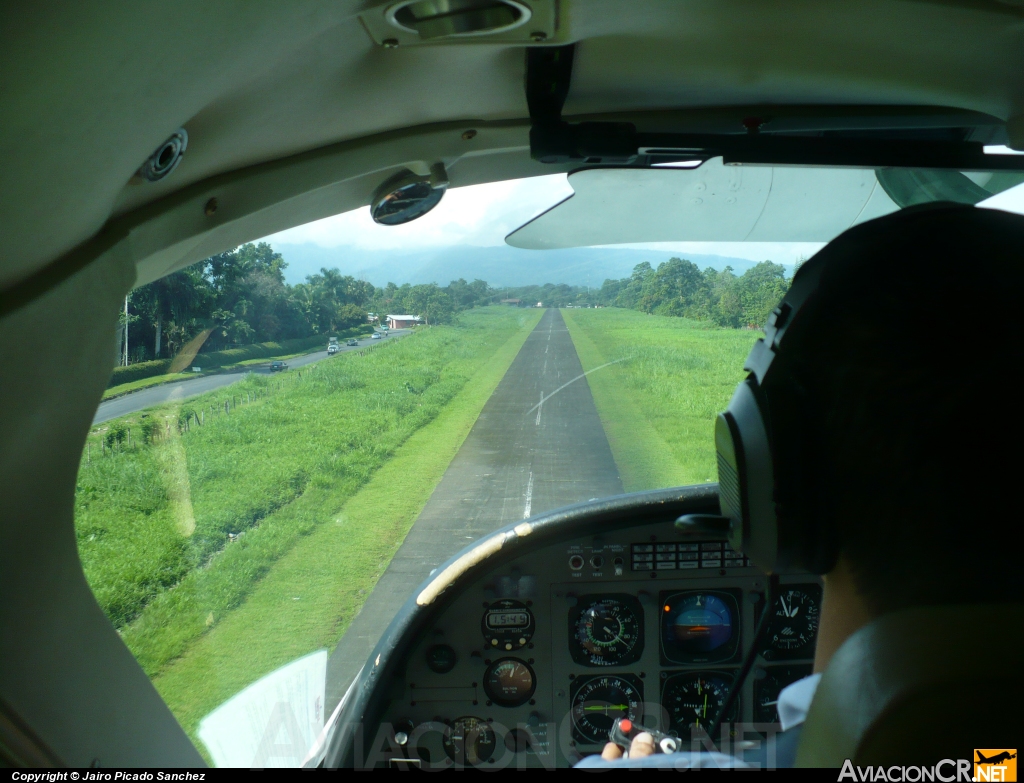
92, 330, 410, 424
326, 309, 623, 705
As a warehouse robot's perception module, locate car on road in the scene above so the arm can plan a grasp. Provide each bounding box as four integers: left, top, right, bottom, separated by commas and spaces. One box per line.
371, 333, 381, 340
346, 339, 358, 346
327, 344, 340, 355
269, 361, 288, 372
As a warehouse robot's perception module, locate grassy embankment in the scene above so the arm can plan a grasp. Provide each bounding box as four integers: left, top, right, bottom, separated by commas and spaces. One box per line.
75, 307, 542, 742
562, 307, 758, 492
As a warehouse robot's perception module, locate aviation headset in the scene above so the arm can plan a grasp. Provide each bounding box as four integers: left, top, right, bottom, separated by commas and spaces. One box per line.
714, 202, 976, 575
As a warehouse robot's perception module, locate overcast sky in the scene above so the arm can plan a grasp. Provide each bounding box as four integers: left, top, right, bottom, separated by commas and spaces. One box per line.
261, 174, 827, 264
261, 166, 1024, 263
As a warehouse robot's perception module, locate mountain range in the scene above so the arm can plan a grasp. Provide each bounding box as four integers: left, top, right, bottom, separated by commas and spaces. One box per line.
269, 243, 791, 288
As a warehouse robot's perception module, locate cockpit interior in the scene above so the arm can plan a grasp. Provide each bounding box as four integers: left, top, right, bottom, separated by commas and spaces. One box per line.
2, 0, 1023, 771
326, 486, 821, 768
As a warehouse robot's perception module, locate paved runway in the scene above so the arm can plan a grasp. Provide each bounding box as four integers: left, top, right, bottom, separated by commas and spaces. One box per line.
326, 309, 622, 705
92, 330, 410, 424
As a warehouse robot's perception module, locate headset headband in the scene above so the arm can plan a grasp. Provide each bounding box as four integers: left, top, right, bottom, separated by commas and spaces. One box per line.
715, 202, 976, 574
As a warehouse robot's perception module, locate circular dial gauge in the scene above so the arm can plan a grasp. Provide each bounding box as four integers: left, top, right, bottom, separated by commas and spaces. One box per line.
483, 658, 536, 707
661, 591, 739, 664
425, 644, 457, 674
662, 672, 736, 737
570, 595, 644, 666
763, 586, 821, 659
754, 665, 813, 724
482, 599, 534, 651
570, 675, 644, 744
442, 716, 496, 766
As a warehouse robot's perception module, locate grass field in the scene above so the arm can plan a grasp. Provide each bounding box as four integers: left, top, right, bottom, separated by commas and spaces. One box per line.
562, 307, 759, 491
75, 307, 540, 690
152, 308, 540, 751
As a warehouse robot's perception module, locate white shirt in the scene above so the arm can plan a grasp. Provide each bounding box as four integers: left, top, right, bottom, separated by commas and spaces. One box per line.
777, 672, 822, 731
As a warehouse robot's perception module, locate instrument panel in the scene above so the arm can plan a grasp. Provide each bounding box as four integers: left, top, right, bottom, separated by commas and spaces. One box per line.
374, 521, 820, 768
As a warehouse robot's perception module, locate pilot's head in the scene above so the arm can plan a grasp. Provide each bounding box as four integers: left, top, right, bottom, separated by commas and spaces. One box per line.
718, 202, 1024, 618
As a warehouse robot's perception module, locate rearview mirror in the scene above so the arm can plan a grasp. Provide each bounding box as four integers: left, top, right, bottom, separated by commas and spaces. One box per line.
370, 163, 448, 225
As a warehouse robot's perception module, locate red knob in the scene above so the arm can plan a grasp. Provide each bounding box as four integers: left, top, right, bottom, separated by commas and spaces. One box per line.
619, 719, 632, 734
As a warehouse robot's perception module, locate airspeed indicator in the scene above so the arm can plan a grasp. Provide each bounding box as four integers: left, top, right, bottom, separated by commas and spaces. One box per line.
569, 594, 644, 666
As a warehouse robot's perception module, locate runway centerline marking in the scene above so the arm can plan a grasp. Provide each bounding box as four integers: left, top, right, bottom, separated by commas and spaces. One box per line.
525, 359, 626, 416
535, 391, 544, 426
523, 472, 534, 519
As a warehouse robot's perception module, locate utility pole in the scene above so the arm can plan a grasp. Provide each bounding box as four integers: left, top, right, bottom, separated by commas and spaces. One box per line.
123, 294, 130, 364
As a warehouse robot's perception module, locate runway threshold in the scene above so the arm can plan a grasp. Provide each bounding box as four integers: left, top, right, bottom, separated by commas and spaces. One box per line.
326, 308, 623, 705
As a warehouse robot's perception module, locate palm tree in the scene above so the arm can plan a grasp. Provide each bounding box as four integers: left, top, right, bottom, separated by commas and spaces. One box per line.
151, 266, 211, 357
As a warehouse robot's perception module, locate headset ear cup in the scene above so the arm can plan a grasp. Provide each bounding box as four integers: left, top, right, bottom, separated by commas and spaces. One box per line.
718, 380, 779, 572
768, 383, 840, 576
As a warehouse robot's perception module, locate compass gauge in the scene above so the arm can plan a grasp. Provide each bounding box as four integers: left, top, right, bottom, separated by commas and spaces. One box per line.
570, 674, 644, 744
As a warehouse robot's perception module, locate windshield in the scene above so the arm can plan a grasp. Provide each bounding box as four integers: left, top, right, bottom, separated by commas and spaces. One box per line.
73, 165, 1024, 766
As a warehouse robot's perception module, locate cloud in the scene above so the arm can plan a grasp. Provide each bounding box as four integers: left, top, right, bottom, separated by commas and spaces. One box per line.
261, 175, 574, 250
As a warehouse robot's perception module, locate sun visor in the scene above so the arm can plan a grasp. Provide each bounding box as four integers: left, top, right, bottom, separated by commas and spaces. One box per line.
505, 158, 900, 249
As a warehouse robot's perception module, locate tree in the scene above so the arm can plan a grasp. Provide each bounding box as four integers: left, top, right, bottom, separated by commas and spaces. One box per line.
596, 256, 791, 327
734, 261, 789, 327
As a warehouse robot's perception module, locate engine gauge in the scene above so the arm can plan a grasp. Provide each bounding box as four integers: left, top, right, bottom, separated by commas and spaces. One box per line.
482, 599, 534, 651
569, 594, 644, 667
661, 671, 737, 738
483, 658, 536, 707
570, 674, 644, 744
442, 716, 496, 766
754, 664, 813, 724
761, 585, 821, 660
